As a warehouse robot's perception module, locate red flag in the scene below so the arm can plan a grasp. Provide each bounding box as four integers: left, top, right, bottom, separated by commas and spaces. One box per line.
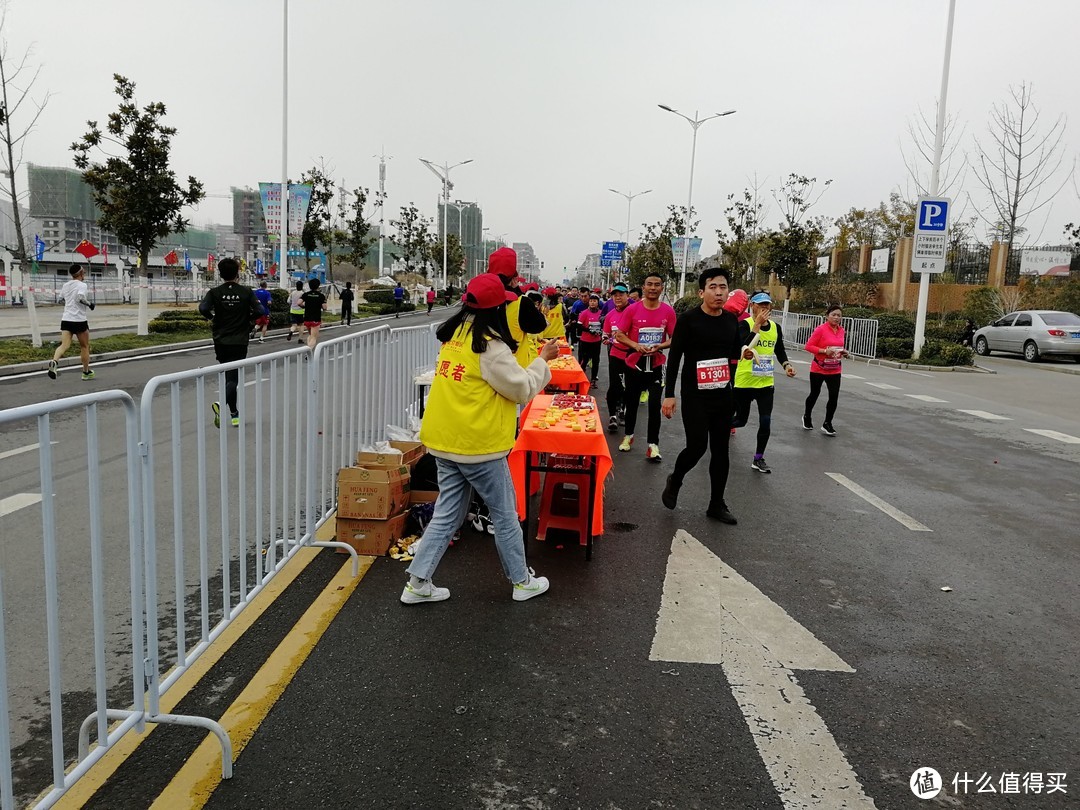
207, 253, 216, 275
75, 240, 99, 260
164, 250, 179, 266
102, 244, 108, 267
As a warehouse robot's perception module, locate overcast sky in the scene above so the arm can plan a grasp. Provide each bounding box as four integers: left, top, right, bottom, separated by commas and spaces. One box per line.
7, 0, 1079, 281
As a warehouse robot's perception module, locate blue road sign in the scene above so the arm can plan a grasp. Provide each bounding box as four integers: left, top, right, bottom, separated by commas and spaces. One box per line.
600, 258, 613, 268
601, 240, 626, 261
916, 198, 949, 232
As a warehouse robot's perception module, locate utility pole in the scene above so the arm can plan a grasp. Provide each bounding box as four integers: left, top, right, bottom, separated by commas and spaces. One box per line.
376, 150, 390, 277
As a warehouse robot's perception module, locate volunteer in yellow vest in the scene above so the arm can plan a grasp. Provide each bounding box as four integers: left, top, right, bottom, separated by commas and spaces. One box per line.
540, 287, 566, 339
487, 247, 548, 368
731, 290, 796, 474
403, 273, 559, 605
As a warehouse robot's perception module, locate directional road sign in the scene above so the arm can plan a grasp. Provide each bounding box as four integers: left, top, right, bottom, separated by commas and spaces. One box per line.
911, 196, 951, 274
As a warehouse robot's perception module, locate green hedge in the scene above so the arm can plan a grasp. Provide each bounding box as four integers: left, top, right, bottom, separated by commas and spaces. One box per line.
917, 339, 974, 367
877, 338, 914, 359
673, 294, 700, 316
874, 313, 916, 339
148, 312, 210, 334
364, 288, 404, 305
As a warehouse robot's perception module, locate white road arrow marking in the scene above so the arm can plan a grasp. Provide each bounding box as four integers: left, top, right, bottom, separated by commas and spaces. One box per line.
825, 473, 932, 532
651, 531, 876, 809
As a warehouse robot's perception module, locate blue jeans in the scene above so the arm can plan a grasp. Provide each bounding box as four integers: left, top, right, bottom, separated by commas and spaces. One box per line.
406, 456, 529, 584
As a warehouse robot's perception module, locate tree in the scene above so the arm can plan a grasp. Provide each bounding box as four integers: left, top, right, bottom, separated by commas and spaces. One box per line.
0, 10, 51, 262
71, 74, 203, 334
390, 203, 433, 277
299, 161, 335, 274
716, 177, 769, 287
428, 232, 465, 286
971, 82, 1072, 255
624, 204, 698, 289
340, 185, 382, 271
1063, 222, 1079, 251
901, 106, 968, 201
758, 221, 825, 299
772, 173, 832, 228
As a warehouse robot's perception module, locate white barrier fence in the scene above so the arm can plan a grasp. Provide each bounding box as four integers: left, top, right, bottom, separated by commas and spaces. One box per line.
779, 311, 879, 358
0, 320, 439, 809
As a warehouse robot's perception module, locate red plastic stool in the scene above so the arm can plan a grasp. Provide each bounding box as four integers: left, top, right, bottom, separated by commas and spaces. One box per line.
536, 456, 590, 545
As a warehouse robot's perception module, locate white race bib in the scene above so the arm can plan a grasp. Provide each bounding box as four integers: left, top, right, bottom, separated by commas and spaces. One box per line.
696, 358, 731, 390
751, 355, 774, 377
587, 320, 602, 335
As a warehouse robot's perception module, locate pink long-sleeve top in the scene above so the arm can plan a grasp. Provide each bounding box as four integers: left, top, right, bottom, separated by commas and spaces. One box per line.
805, 322, 846, 375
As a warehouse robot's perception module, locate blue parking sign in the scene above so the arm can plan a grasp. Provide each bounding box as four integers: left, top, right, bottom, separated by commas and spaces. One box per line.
916, 198, 949, 232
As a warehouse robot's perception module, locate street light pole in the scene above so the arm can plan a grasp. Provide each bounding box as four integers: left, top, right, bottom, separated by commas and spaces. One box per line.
608, 187, 651, 286
420, 158, 473, 289
278, 0, 290, 290
375, 149, 390, 277
913, 0, 956, 358
658, 105, 735, 298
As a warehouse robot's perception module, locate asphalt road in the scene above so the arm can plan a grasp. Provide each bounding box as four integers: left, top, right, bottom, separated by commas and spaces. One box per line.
2, 323, 1078, 807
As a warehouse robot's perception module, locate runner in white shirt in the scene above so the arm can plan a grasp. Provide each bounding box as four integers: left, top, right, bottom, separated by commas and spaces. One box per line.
47, 264, 96, 381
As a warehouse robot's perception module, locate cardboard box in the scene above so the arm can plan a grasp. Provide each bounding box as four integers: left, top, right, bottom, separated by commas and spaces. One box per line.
409, 489, 439, 505
335, 512, 408, 556
337, 465, 410, 520
356, 440, 425, 469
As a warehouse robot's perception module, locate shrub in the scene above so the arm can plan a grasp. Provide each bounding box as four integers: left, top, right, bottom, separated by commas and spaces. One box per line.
925, 320, 968, 343
364, 288, 402, 305
375, 303, 416, 315
148, 311, 210, 334
673, 294, 700, 316
874, 313, 916, 339
918, 339, 973, 367
843, 306, 880, 320
154, 309, 201, 321
877, 337, 914, 358
962, 286, 1002, 327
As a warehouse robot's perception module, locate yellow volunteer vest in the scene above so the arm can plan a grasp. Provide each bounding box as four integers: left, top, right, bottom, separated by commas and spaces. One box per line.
420, 322, 519, 457
541, 306, 565, 339
735, 321, 779, 389
506, 297, 538, 368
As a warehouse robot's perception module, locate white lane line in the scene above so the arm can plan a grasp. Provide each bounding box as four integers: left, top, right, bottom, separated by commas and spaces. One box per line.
651, 532, 875, 809
0, 442, 57, 461
906, 394, 949, 403
898, 369, 933, 377
844, 373, 865, 379
825, 473, 932, 532
1024, 429, 1080, 444
243, 378, 271, 387
957, 409, 1012, 421
864, 382, 902, 390
791, 359, 811, 365
0, 493, 43, 518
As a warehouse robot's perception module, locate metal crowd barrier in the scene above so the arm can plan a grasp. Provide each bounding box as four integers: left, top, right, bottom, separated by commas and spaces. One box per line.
0, 321, 440, 809
780, 311, 879, 358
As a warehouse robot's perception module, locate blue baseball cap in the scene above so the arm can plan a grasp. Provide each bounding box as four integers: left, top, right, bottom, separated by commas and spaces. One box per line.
749, 292, 772, 305
611, 283, 629, 293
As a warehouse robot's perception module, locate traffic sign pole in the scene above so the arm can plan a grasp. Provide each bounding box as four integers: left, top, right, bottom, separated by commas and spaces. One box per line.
913, 0, 957, 358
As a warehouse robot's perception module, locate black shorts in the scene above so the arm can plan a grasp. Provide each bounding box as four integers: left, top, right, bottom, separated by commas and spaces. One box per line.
289, 313, 304, 325
60, 320, 89, 335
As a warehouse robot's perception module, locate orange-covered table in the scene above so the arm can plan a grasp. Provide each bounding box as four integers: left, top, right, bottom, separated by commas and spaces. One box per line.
544, 355, 591, 396
508, 394, 613, 560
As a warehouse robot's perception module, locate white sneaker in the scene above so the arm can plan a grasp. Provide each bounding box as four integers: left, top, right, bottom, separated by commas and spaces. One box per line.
512, 568, 549, 602
400, 579, 450, 604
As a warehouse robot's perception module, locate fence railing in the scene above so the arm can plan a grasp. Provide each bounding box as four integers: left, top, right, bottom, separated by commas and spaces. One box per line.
780, 311, 879, 358
0, 321, 440, 809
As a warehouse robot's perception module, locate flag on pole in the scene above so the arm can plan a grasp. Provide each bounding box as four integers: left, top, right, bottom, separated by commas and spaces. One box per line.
75, 240, 99, 260
164, 249, 179, 266
208, 253, 217, 276
184, 250, 192, 272
34, 235, 46, 262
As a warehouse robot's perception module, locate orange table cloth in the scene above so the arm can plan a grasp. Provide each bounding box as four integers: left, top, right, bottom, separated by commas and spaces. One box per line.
545, 355, 591, 396
508, 395, 613, 536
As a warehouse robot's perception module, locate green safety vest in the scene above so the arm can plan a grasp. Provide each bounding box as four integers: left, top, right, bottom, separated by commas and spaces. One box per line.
734, 321, 779, 389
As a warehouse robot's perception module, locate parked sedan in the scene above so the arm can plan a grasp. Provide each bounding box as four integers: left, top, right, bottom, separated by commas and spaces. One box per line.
973, 310, 1080, 362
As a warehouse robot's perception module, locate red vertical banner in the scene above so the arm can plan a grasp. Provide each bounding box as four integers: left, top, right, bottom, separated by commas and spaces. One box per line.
208, 253, 217, 276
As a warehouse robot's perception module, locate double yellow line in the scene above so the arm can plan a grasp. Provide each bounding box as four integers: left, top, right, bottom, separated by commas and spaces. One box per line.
53, 525, 371, 809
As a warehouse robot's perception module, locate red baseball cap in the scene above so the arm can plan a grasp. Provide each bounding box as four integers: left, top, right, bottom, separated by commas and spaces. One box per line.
542, 286, 557, 296
464, 274, 516, 310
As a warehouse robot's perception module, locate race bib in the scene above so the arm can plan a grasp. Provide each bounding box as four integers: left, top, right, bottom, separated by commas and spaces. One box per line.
587, 320, 602, 335
638, 326, 664, 348
751, 355, 774, 377
696, 358, 731, 390
820, 357, 842, 370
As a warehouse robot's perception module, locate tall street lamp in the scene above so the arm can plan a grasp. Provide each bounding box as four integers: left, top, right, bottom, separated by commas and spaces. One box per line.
420, 158, 473, 289
658, 105, 735, 298
609, 187, 651, 286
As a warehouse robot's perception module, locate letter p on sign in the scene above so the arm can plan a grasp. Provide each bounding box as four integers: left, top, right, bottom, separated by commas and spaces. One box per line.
916, 198, 949, 232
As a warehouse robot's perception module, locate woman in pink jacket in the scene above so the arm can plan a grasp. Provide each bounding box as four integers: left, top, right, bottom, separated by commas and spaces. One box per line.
802, 305, 849, 436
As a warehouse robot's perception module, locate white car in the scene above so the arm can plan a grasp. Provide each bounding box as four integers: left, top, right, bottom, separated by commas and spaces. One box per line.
973, 310, 1080, 362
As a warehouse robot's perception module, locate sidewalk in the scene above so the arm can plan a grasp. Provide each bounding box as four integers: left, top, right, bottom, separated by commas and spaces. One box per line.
0, 302, 181, 339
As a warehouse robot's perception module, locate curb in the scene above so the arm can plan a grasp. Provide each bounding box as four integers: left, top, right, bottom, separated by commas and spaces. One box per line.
858, 357, 994, 374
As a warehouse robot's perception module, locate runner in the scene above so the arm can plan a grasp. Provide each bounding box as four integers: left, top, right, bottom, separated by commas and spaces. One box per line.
253, 281, 273, 342
576, 293, 603, 385
393, 280, 405, 318
198, 258, 264, 428
612, 272, 676, 461
731, 291, 797, 473
286, 281, 304, 341
426, 286, 437, 315
602, 283, 631, 432
301, 277, 327, 348
47, 263, 96, 381
728, 288, 753, 437
339, 281, 354, 326
401, 273, 557, 605
803, 304, 848, 436
659, 268, 743, 523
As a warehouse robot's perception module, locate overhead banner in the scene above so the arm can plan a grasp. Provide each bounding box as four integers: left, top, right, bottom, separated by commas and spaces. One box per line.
1020, 248, 1071, 277
259, 182, 313, 240
670, 237, 702, 269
